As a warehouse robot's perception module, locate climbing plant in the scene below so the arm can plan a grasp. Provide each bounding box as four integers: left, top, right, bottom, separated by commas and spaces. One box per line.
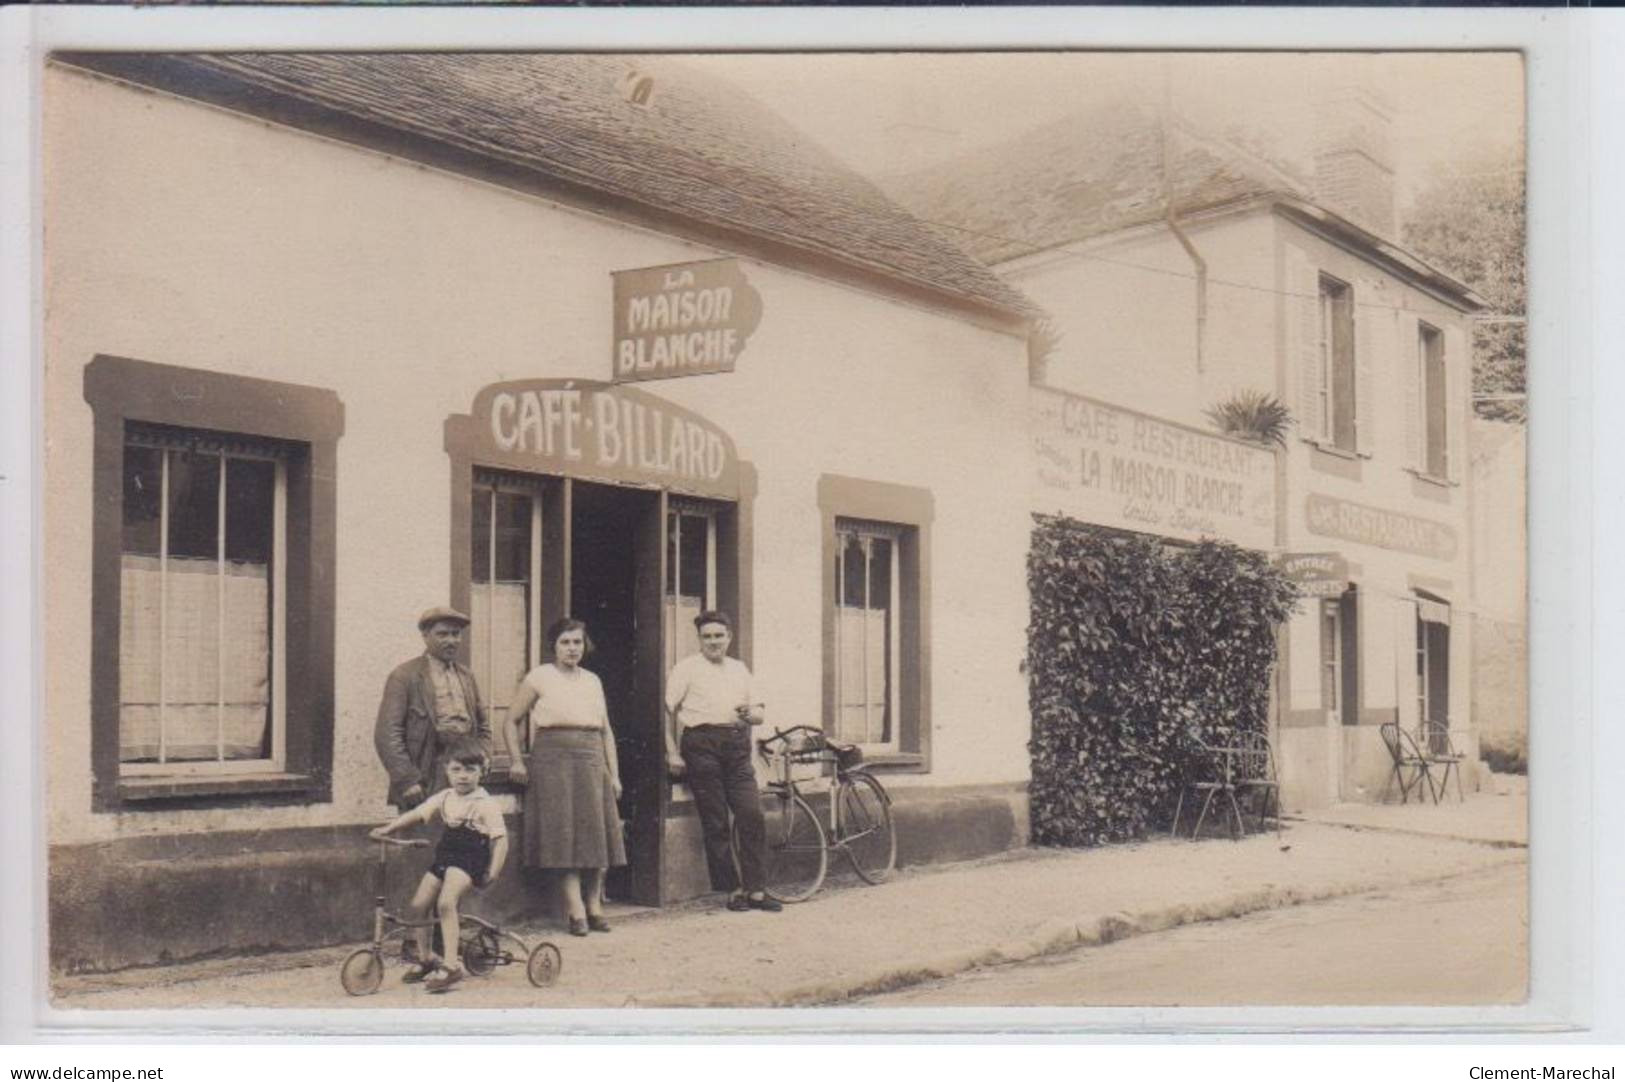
1026, 515, 1299, 847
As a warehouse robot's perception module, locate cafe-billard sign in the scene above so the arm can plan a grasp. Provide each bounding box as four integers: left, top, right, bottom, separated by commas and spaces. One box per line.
612, 258, 763, 383
1030, 385, 1276, 550
471, 379, 739, 500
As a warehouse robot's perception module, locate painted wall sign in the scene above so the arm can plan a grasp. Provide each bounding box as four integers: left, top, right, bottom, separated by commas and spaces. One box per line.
469, 379, 739, 499
1029, 385, 1276, 549
1277, 551, 1350, 598
1305, 494, 1457, 561
612, 258, 764, 383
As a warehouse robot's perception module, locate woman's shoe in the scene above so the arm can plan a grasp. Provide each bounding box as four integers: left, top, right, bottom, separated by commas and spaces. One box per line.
568, 917, 590, 937
586, 914, 611, 933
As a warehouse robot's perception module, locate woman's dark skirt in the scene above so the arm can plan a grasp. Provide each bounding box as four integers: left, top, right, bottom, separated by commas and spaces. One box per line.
522, 727, 627, 870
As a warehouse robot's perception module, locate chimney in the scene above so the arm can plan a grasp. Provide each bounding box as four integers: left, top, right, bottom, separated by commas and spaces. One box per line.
1313, 80, 1396, 239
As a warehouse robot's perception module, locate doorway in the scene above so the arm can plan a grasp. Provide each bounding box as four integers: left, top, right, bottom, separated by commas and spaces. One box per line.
570, 481, 663, 905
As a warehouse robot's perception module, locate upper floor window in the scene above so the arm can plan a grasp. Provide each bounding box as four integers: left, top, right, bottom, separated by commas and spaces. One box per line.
1418, 322, 1448, 479
120, 425, 286, 774
1316, 274, 1358, 452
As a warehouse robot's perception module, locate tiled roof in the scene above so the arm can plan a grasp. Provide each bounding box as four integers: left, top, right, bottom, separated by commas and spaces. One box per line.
885, 100, 1302, 265
64, 52, 1035, 322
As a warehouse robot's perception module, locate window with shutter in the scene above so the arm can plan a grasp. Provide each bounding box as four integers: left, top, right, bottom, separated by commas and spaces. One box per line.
1419, 323, 1447, 479
1320, 274, 1357, 452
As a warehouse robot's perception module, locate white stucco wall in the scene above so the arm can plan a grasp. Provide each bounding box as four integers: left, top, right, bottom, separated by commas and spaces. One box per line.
43, 66, 1032, 846
999, 202, 1479, 807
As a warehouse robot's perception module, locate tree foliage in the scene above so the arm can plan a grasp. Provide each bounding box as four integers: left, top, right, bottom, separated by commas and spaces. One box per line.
1026, 517, 1300, 847
1402, 151, 1526, 422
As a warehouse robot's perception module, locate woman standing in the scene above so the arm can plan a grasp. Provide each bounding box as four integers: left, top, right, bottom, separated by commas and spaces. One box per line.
505, 617, 626, 936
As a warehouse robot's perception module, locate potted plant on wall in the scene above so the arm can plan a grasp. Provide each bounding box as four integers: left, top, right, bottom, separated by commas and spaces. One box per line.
1205, 389, 1293, 449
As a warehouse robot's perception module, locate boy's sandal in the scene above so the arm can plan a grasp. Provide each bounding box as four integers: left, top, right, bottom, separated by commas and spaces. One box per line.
424, 967, 464, 994
401, 958, 441, 984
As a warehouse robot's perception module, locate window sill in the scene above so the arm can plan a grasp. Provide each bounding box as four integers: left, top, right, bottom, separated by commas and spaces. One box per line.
117, 772, 318, 802
1405, 468, 1456, 489
1299, 438, 1368, 461
856, 751, 928, 774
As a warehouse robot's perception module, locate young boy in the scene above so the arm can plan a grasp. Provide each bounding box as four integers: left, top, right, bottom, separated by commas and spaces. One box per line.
370, 737, 507, 993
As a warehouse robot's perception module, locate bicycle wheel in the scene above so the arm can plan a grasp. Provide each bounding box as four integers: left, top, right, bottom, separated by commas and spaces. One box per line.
526, 941, 563, 988
339, 948, 384, 996
838, 772, 896, 884
461, 927, 501, 976
738, 789, 827, 903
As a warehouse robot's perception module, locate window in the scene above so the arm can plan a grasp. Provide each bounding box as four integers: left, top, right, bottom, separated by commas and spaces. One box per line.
833, 520, 903, 751
470, 469, 546, 760
1416, 594, 1451, 744
86, 355, 342, 807
664, 501, 718, 674
1317, 274, 1357, 451
818, 476, 929, 768
118, 426, 287, 773
1418, 322, 1448, 479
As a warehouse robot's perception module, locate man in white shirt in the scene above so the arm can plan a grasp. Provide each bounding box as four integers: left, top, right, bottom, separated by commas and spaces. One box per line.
665, 610, 781, 912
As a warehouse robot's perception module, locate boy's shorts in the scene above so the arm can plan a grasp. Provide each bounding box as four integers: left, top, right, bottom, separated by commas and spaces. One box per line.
431, 825, 492, 885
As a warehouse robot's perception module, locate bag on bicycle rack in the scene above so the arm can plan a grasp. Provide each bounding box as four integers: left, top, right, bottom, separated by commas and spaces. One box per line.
832, 742, 863, 770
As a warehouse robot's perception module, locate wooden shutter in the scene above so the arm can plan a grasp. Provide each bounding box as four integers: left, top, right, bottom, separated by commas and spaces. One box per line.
1331, 284, 1357, 451
1287, 248, 1322, 441
1403, 318, 1422, 469
1444, 323, 1469, 483
1353, 282, 1378, 456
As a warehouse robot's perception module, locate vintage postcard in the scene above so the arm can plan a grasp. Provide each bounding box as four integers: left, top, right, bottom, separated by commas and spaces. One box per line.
16, 28, 1552, 1034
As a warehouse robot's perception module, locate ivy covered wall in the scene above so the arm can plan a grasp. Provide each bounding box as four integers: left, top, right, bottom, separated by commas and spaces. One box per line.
1027, 515, 1299, 846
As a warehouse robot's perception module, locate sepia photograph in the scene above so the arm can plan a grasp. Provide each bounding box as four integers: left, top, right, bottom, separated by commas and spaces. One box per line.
22, 35, 1542, 1027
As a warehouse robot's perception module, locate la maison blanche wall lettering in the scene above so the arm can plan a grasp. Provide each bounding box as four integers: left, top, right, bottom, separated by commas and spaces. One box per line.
1030, 385, 1276, 550
612, 258, 764, 383
1304, 494, 1457, 561
471, 379, 740, 499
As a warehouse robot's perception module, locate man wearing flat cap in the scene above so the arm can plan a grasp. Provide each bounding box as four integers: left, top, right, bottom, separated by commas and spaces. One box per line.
374, 606, 492, 811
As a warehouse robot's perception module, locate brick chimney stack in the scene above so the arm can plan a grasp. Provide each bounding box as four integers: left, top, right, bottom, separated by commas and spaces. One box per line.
1314, 81, 1396, 239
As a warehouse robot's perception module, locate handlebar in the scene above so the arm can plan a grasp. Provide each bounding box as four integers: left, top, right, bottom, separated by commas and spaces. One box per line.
755, 724, 825, 757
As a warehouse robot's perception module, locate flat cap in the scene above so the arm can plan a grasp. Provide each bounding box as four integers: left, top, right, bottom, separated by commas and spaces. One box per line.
417, 606, 471, 631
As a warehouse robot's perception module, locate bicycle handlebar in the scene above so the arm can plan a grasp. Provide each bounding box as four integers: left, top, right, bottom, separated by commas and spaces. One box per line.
755, 724, 825, 756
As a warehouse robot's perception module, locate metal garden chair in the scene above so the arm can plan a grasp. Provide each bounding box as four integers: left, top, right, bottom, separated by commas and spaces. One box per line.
1380, 721, 1436, 804
1171, 734, 1247, 841
1419, 720, 1466, 803
1231, 729, 1281, 836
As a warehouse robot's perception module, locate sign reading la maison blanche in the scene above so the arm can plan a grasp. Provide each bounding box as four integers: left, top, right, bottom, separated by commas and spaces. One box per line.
1030, 386, 1276, 549
612, 258, 763, 383
473, 379, 739, 499
1305, 494, 1457, 561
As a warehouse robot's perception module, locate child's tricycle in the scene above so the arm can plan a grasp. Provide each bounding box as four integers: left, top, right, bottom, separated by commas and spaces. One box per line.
339, 835, 562, 995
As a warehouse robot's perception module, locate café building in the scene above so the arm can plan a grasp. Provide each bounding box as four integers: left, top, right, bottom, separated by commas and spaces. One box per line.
42, 52, 1036, 971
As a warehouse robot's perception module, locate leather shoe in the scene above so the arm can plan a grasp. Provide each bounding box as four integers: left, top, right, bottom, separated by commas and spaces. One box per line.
725, 893, 752, 912
748, 893, 783, 913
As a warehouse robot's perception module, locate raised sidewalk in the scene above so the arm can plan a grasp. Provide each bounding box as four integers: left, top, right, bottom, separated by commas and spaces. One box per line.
50, 780, 1527, 1012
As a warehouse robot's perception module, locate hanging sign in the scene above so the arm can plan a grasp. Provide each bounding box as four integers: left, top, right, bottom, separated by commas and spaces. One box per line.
1029, 385, 1276, 549
612, 258, 764, 383
469, 379, 739, 499
1277, 551, 1350, 598
1305, 494, 1457, 561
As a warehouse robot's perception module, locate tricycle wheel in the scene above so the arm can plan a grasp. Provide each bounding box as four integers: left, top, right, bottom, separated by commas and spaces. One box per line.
526, 941, 563, 988
339, 948, 384, 996
462, 927, 501, 976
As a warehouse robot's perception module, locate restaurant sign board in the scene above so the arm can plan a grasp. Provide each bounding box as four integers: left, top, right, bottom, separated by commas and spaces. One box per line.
1304, 494, 1457, 561
469, 379, 739, 499
612, 258, 763, 383
1029, 385, 1276, 550
1277, 551, 1350, 598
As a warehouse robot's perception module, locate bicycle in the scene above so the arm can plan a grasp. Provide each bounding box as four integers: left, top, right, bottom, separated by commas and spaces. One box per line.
338, 835, 563, 995
732, 725, 896, 903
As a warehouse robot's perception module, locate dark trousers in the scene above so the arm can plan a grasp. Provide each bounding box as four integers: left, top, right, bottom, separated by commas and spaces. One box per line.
681, 725, 765, 894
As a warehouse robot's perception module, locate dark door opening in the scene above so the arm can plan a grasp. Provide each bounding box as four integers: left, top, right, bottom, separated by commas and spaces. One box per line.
570, 481, 663, 906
